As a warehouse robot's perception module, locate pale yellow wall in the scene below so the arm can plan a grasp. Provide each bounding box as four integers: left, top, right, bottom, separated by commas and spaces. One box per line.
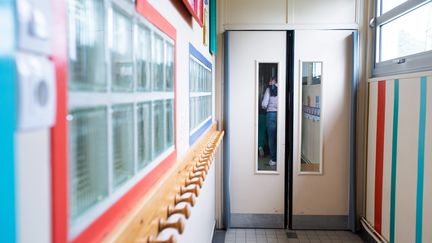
221, 0, 360, 29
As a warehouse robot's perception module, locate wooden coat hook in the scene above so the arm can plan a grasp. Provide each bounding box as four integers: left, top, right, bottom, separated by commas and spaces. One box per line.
189, 171, 205, 181
167, 204, 191, 219
196, 160, 210, 168
158, 217, 185, 234
175, 193, 196, 206
147, 235, 176, 243
193, 165, 208, 174
198, 156, 211, 163
195, 159, 210, 167
185, 177, 203, 188
180, 185, 200, 197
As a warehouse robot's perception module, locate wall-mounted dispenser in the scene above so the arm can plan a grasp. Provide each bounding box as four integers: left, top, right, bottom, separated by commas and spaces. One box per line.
16, 0, 56, 131
16, 53, 56, 130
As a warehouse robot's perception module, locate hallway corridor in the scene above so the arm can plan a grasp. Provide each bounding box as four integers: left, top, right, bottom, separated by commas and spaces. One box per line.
2, 0, 432, 242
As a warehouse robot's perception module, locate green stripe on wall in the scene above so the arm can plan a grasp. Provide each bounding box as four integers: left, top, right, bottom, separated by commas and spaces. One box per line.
389, 79, 399, 243
210, 0, 217, 54
415, 76, 427, 243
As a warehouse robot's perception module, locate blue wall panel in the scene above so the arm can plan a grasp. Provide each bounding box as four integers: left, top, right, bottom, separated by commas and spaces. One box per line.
0, 1, 17, 242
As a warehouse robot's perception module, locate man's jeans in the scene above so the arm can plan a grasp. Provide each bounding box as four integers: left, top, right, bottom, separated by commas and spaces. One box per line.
267, 112, 277, 162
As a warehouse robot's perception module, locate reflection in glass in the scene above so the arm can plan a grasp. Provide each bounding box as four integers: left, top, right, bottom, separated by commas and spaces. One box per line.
300, 62, 322, 173
166, 43, 174, 91
380, 2, 432, 62
137, 25, 151, 92
69, 107, 108, 220
112, 104, 134, 188
257, 63, 278, 172
189, 57, 212, 132
137, 102, 152, 170
165, 99, 174, 148
153, 101, 165, 156
153, 35, 164, 91
110, 8, 133, 92
68, 0, 106, 91
381, 0, 407, 14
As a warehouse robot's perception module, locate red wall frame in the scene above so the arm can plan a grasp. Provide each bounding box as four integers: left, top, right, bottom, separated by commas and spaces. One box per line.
181, 0, 204, 26
51, 0, 178, 242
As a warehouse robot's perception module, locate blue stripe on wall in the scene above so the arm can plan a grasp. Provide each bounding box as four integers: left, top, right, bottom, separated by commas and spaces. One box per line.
415, 76, 427, 243
189, 43, 212, 69
0, 1, 17, 242
390, 79, 399, 243
189, 118, 212, 145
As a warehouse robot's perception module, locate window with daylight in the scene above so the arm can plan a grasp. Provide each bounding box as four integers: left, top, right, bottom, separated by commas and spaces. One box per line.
189, 44, 213, 145
67, 0, 175, 238
373, 0, 432, 76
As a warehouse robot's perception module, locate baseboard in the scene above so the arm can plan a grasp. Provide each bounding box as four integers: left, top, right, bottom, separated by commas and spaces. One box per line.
230, 213, 284, 228
292, 215, 348, 230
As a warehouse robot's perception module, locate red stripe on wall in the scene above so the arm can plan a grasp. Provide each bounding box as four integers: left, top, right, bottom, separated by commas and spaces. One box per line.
137, 0, 176, 40
51, 0, 69, 242
374, 81, 386, 234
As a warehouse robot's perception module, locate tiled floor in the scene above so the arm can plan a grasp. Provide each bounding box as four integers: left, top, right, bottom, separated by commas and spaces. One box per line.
224, 229, 364, 243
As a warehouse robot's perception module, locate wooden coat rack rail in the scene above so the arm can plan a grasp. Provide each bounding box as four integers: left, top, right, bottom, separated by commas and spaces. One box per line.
103, 125, 224, 243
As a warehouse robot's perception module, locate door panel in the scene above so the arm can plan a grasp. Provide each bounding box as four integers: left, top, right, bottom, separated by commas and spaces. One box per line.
227, 31, 286, 228
292, 30, 353, 229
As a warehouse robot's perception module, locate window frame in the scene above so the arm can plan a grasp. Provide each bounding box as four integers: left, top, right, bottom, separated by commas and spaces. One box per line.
54, 0, 178, 242
372, 0, 432, 77
188, 43, 213, 145
181, 0, 204, 26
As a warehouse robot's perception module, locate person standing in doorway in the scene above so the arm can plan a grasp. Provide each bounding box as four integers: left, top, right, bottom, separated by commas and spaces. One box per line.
261, 76, 278, 166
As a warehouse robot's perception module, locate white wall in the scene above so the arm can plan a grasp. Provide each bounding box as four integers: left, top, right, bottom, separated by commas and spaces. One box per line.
158, 161, 217, 243
16, 130, 52, 243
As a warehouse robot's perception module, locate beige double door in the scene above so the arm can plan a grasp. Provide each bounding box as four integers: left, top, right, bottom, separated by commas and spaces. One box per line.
227, 31, 286, 228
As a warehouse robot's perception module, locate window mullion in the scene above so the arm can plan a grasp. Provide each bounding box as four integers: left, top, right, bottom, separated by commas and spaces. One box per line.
376, 0, 431, 26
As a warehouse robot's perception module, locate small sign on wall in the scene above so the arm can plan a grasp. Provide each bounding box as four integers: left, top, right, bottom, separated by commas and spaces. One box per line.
203, 0, 209, 46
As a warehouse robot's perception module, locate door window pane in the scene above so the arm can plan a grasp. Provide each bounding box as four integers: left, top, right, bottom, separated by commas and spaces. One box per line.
165, 99, 174, 148
69, 108, 108, 220
380, 2, 432, 62
166, 43, 174, 91
153, 101, 165, 156
153, 35, 164, 91
112, 104, 134, 188
68, 0, 106, 91
110, 8, 133, 92
137, 102, 152, 169
137, 25, 151, 92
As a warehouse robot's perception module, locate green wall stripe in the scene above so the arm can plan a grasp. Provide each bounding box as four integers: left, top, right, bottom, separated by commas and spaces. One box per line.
389, 79, 399, 243
415, 76, 427, 243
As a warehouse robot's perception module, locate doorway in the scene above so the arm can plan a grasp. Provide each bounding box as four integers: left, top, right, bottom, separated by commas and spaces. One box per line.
224, 31, 288, 228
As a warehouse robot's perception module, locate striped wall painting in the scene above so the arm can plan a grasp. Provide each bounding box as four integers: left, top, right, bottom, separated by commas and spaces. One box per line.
366, 75, 432, 243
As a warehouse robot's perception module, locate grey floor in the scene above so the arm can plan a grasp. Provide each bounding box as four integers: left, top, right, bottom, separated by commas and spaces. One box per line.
223, 229, 364, 243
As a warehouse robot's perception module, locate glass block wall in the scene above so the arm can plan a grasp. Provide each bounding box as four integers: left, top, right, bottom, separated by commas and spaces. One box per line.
67, 0, 175, 235
189, 56, 212, 132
